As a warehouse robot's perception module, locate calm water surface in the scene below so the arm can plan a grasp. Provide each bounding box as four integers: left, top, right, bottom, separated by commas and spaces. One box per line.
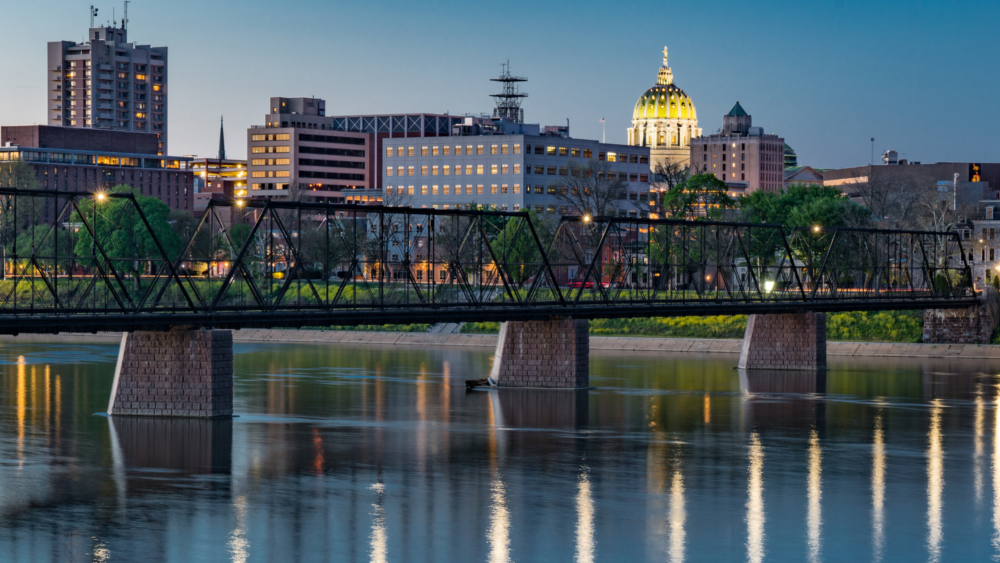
0, 338, 996, 562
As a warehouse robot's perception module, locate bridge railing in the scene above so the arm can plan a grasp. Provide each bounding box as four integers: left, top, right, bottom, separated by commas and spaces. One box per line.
0, 188, 975, 321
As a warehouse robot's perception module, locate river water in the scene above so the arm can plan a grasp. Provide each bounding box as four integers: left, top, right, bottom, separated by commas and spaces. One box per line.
0, 339, 996, 562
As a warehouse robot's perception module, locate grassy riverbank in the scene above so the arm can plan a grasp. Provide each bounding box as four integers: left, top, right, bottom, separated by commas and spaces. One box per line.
461, 310, 925, 343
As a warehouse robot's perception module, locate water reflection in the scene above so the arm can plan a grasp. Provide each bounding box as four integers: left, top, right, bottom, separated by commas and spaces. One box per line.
872, 405, 886, 563
0, 342, 995, 560
928, 398, 944, 563
746, 432, 766, 563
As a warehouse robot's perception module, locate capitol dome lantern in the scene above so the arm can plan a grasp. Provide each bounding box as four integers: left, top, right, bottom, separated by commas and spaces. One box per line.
627, 47, 702, 170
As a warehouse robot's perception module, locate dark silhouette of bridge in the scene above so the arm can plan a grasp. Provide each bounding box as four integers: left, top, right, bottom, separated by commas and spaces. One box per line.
0, 188, 977, 334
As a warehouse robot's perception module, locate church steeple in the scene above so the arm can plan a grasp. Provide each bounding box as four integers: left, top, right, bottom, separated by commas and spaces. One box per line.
217, 116, 226, 160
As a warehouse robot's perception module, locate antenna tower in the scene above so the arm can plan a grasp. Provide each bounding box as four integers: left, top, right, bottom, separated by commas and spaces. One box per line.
90, 5, 98, 27
123, 1, 130, 29
490, 61, 527, 124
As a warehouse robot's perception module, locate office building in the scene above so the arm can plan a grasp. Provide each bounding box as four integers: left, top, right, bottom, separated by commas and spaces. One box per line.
0, 125, 192, 211
627, 47, 702, 170
823, 161, 1000, 193
690, 102, 785, 193
382, 136, 651, 216
48, 22, 168, 154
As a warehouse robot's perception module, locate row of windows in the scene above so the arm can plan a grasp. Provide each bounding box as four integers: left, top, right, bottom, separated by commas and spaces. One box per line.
251, 158, 290, 166
387, 164, 522, 176
251, 146, 290, 154
387, 144, 522, 157
251, 134, 290, 142
387, 184, 522, 196
251, 170, 290, 178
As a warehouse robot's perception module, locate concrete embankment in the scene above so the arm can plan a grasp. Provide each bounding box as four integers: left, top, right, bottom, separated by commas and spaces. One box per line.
2, 329, 1000, 360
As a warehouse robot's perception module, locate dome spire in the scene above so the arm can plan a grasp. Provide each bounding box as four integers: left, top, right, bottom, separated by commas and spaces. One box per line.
656, 46, 673, 86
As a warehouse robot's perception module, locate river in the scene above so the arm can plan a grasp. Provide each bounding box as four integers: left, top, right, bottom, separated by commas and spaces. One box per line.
0, 339, 995, 562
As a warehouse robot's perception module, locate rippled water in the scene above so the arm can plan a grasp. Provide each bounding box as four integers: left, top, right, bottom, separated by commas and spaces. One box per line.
0, 338, 996, 562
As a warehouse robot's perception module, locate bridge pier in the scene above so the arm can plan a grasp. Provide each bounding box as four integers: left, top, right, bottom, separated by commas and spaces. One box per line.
489, 319, 589, 389
738, 312, 826, 371
108, 330, 234, 417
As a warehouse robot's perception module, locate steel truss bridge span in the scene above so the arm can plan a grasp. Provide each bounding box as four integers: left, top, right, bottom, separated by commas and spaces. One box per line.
0, 188, 976, 334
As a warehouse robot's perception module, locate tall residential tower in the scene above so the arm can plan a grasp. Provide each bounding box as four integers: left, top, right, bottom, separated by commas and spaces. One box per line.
48, 23, 168, 155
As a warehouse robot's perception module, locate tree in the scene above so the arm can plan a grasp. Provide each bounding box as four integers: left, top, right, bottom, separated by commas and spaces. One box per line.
552, 160, 632, 217
659, 173, 736, 220
845, 167, 920, 227
739, 184, 869, 229
0, 159, 40, 190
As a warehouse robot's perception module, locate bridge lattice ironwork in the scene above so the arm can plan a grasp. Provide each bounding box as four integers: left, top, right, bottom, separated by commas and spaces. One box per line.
0, 188, 976, 333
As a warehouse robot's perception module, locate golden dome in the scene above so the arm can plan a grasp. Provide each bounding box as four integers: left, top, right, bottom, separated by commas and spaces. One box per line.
632, 47, 697, 121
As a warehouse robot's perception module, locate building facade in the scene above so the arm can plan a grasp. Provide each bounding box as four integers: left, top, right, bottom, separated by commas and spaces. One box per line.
190, 158, 247, 216
690, 103, 785, 193
48, 25, 168, 155
0, 125, 192, 212
382, 135, 651, 215
627, 47, 701, 170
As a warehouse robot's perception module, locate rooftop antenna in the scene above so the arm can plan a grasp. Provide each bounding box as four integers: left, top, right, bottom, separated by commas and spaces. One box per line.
90, 5, 98, 27
123, 0, 129, 30
490, 61, 527, 124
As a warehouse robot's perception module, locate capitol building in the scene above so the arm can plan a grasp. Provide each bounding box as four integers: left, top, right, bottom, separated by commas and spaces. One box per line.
627, 48, 702, 170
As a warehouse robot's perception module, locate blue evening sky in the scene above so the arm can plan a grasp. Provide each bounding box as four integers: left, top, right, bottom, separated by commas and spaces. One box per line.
1, 0, 997, 168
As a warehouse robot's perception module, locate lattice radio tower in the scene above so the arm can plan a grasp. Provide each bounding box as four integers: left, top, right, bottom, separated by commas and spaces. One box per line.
491, 62, 527, 123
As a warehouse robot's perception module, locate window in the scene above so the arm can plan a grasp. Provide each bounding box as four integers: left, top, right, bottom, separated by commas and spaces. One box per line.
275, 146, 290, 153
491, 164, 498, 174
432, 166, 438, 176
491, 184, 498, 194
443, 146, 451, 156
534, 165, 544, 174
992, 248, 996, 261
443, 185, 450, 195
558, 147, 568, 157
466, 185, 473, 195
534, 145, 543, 155
252, 159, 266, 166
534, 186, 544, 194
598, 152, 605, 161
251, 147, 266, 154
251, 134, 267, 142
398, 147, 405, 157
584, 149, 593, 159
629, 173, 638, 181
547, 167, 557, 175
570, 148, 580, 158
408, 186, 415, 195
559, 167, 568, 176
467, 145, 474, 154
607, 152, 617, 162
421, 147, 428, 156
502, 144, 509, 155
639, 155, 648, 164
432, 146, 439, 156
502, 164, 509, 174
477, 185, 484, 194
251, 171, 266, 178
407, 166, 414, 175
275, 134, 290, 141
513, 164, 520, 174
407, 147, 414, 157
386, 166, 393, 176
444, 165, 450, 175
989, 207, 995, 220
386, 147, 393, 157
398, 166, 404, 176
501, 184, 508, 194
276, 158, 290, 165
491, 145, 498, 155
546, 146, 556, 155
513, 184, 520, 194
466, 165, 473, 175
513, 144, 520, 154
276, 171, 290, 177
640, 174, 648, 182
421, 186, 428, 195
477, 145, 484, 155
477, 165, 484, 174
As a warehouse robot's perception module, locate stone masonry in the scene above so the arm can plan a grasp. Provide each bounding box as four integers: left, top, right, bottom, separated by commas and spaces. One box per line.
108, 330, 234, 417
923, 305, 997, 344
738, 312, 826, 370
490, 319, 589, 388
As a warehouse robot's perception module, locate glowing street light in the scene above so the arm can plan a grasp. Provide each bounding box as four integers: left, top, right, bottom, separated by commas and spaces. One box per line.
95, 192, 106, 202
764, 280, 775, 293
583, 215, 591, 223
813, 225, 821, 233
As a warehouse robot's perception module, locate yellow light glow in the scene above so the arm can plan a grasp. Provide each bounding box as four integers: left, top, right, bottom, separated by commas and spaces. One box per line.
813, 225, 821, 232
764, 280, 774, 293
236, 199, 245, 207
95, 192, 106, 202
583, 215, 591, 223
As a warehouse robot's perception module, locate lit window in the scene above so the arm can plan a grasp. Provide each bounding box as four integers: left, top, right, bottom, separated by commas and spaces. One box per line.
432, 146, 439, 156
443, 146, 451, 156
571, 148, 580, 157
583, 149, 592, 158
421, 166, 428, 175
455, 165, 462, 176
386, 166, 393, 176
275, 146, 290, 153
432, 166, 439, 176
398, 147, 405, 157
252, 159, 266, 166
443, 185, 450, 195
454, 146, 462, 155
466, 145, 473, 154
421, 185, 428, 195
466, 165, 473, 175
546, 146, 556, 155
559, 147, 568, 156
276, 171, 290, 177
466, 185, 473, 195
607, 152, 617, 162
477, 165, 484, 175
407, 147, 414, 157
408, 166, 414, 175
398, 166, 404, 176
513, 184, 520, 194
477, 145, 484, 155
513, 144, 520, 155
502, 164, 508, 174
432, 185, 439, 195
408, 186, 414, 195
477, 185, 484, 194
501, 184, 508, 194
513, 164, 520, 174
491, 164, 498, 174
490, 184, 498, 194
276, 159, 289, 165
501, 144, 509, 155
491, 145, 498, 155
443, 165, 450, 175
386, 147, 393, 157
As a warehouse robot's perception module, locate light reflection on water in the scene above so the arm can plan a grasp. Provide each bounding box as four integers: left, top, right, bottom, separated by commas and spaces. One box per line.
0, 341, 996, 560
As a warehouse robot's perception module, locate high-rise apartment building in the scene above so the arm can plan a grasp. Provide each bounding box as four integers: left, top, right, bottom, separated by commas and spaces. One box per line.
690, 103, 785, 193
48, 24, 168, 155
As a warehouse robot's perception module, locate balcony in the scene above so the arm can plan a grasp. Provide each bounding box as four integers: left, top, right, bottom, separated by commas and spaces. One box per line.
98, 73, 111, 80
97, 93, 113, 100
97, 64, 111, 71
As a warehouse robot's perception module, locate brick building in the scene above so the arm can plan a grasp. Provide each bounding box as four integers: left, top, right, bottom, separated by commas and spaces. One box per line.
690, 102, 786, 193
0, 125, 193, 212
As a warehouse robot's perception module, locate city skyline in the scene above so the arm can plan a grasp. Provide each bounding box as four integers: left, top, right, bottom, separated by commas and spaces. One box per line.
1, 0, 997, 168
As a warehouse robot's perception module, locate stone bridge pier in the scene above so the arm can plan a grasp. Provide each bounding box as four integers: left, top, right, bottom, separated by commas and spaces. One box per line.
489, 319, 590, 389
738, 312, 827, 371
108, 330, 234, 417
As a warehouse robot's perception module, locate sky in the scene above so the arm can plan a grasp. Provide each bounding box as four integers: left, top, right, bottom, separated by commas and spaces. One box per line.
1, 0, 998, 168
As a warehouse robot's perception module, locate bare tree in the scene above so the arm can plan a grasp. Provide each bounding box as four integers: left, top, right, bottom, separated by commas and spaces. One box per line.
552, 160, 633, 217
845, 167, 921, 228
651, 161, 690, 191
